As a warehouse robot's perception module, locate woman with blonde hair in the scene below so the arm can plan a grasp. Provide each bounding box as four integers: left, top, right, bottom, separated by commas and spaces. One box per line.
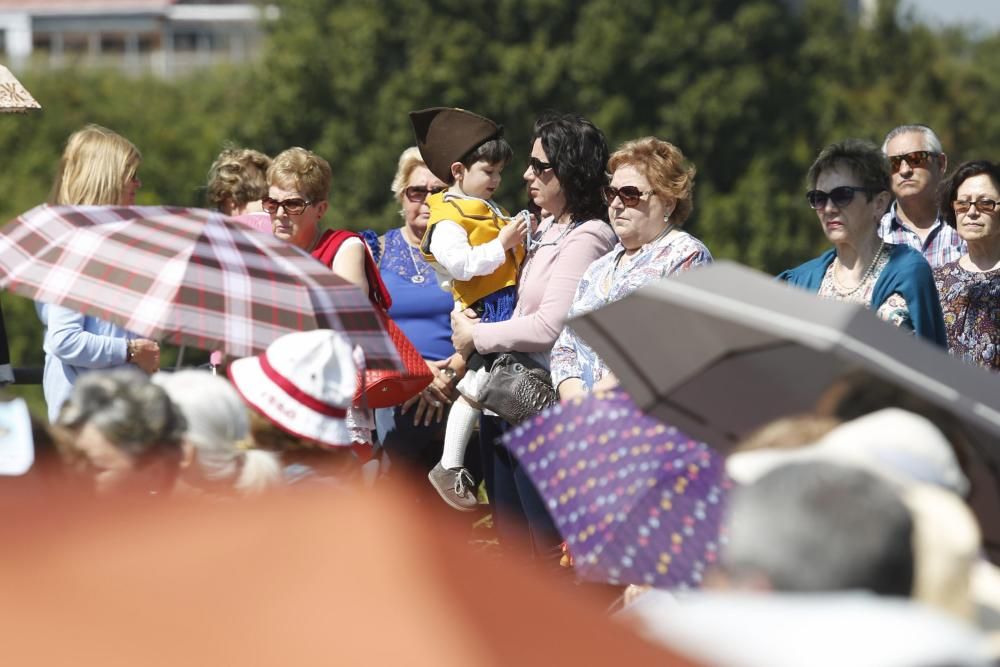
265, 147, 385, 303
38, 124, 160, 423
50, 123, 143, 207
264, 147, 390, 451
155, 370, 283, 496
363, 147, 461, 480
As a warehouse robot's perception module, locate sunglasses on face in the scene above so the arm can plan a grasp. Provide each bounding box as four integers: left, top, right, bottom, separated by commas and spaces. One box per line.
261, 196, 313, 216
954, 197, 999, 214
403, 185, 446, 203
528, 157, 553, 174
888, 150, 939, 173
602, 185, 654, 208
805, 186, 870, 210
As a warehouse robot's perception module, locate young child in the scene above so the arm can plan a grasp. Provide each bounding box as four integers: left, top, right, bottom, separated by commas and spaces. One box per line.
409, 107, 527, 511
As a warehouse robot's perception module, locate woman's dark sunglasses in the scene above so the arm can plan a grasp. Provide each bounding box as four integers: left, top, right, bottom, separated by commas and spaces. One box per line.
888, 150, 939, 173
954, 198, 999, 214
805, 186, 870, 210
261, 196, 313, 216
528, 157, 553, 174
404, 185, 446, 203
602, 185, 653, 207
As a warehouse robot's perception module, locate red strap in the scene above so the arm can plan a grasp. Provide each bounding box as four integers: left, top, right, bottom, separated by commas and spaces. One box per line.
311, 229, 392, 310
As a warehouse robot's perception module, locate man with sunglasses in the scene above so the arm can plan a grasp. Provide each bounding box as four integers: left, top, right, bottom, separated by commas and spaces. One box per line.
879, 124, 965, 268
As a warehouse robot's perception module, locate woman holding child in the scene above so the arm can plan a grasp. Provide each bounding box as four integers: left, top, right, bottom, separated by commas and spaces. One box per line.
551, 137, 713, 398
449, 113, 617, 554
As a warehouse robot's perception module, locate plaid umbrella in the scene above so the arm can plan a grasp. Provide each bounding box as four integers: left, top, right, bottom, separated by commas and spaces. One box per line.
0, 65, 40, 112
503, 390, 731, 589
0, 204, 402, 368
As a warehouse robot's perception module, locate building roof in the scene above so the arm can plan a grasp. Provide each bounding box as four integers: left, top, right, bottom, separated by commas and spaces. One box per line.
0, 0, 175, 11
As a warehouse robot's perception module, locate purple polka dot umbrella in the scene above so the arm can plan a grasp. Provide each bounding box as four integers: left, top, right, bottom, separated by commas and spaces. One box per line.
503, 390, 731, 589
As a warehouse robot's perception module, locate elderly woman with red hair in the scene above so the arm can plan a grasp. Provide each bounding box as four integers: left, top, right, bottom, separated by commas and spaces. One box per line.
551, 136, 713, 399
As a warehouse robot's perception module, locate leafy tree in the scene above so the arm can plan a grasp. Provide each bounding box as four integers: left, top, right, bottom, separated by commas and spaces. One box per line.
4, 0, 1000, 416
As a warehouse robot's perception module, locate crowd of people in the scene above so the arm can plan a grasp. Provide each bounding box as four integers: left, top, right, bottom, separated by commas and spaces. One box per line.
4, 112, 1000, 664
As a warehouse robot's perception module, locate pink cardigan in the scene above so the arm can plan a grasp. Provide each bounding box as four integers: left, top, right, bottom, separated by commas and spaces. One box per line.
473, 218, 617, 354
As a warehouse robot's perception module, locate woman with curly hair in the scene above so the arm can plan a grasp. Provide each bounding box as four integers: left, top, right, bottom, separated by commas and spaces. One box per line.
205, 147, 271, 217
551, 136, 712, 399
450, 112, 617, 554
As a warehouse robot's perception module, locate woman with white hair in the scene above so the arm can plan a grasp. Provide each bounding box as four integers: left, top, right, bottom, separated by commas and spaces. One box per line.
156, 370, 282, 496
53, 367, 184, 496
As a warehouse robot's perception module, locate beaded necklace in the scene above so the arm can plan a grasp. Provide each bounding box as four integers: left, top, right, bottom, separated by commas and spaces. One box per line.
831, 240, 885, 297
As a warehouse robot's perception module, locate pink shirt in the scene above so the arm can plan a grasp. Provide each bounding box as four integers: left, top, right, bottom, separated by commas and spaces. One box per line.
472, 217, 617, 355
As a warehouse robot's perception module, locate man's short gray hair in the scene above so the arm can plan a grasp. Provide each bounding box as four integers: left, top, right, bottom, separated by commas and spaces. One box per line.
882, 124, 944, 155
721, 461, 914, 597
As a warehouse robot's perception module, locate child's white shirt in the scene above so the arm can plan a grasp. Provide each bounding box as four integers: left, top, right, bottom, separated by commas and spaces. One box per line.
428, 219, 507, 281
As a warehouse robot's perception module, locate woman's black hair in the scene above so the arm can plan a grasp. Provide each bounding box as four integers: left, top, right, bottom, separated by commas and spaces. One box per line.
533, 112, 610, 223
939, 160, 1000, 228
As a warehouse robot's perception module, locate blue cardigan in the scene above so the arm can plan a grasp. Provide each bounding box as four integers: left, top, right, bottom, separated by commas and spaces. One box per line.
777, 244, 947, 347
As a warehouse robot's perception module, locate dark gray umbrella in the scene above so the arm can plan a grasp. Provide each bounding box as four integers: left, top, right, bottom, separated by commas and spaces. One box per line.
569, 260, 1000, 558
570, 260, 1000, 450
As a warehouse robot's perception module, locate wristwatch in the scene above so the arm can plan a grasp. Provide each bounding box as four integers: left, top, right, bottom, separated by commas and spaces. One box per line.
441, 366, 457, 382
126, 340, 135, 363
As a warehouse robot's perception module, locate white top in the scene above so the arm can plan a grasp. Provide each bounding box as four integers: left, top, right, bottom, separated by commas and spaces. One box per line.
427, 219, 506, 281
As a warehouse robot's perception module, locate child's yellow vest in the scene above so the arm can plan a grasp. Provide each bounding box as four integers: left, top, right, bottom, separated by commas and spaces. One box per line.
421, 192, 525, 309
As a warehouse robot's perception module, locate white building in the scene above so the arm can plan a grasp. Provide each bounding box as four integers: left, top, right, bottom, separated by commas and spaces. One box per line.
0, 0, 277, 76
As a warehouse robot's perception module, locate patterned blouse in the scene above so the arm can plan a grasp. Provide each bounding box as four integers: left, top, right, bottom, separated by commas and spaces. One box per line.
816, 252, 914, 332
550, 230, 713, 390
933, 261, 1000, 370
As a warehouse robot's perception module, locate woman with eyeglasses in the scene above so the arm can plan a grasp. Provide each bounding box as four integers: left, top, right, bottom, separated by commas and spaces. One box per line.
450, 112, 617, 555
264, 146, 390, 451
362, 147, 467, 480
265, 147, 390, 309
933, 160, 1000, 370
550, 137, 712, 401
779, 139, 946, 345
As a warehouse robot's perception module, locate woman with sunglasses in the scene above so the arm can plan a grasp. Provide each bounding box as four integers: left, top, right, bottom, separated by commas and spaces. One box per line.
779, 139, 946, 345
550, 137, 712, 401
362, 147, 467, 480
265, 147, 390, 451
265, 147, 391, 310
933, 160, 1000, 370
450, 113, 617, 554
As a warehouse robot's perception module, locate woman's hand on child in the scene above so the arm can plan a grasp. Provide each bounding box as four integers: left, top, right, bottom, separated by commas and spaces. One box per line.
498, 216, 527, 250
